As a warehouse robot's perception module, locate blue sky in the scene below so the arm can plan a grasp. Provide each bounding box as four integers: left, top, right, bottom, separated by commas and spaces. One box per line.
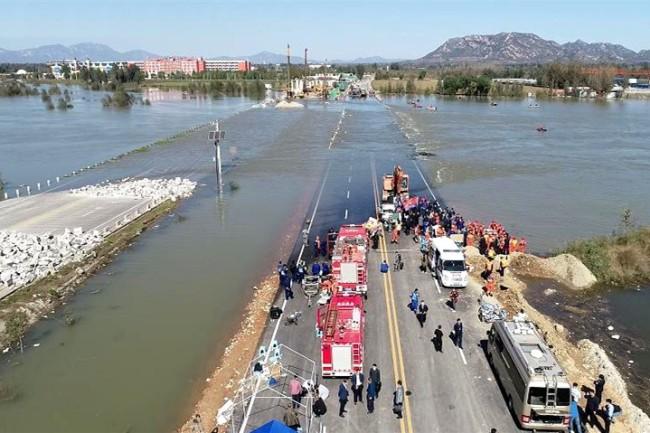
1, 0, 649, 59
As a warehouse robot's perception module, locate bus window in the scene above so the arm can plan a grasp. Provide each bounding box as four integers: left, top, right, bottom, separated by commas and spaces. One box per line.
556, 388, 571, 406
527, 387, 546, 405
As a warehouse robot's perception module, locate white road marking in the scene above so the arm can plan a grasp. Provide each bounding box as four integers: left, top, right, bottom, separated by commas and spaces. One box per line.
459, 348, 468, 365
346, 190, 350, 199
434, 278, 441, 294
344, 209, 348, 220
238, 160, 331, 433
348, 176, 351, 184
412, 160, 437, 201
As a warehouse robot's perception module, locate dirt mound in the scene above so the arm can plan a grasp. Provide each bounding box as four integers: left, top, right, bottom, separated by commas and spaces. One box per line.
509, 252, 597, 289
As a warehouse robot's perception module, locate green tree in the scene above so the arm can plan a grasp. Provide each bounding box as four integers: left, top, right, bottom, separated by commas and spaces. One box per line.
418, 70, 427, 80
6, 310, 29, 352
405, 79, 416, 94
61, 64, 71, 80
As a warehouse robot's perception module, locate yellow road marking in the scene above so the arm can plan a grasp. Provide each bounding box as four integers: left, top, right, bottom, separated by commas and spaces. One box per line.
371, 159, 413, 433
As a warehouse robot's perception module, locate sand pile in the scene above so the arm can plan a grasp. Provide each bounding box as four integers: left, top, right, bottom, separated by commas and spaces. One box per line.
275, 100, 304, 109
509, 252, 597, 289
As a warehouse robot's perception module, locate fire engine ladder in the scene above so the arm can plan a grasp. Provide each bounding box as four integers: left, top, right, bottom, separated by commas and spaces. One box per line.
545, 374, 558, 407
352, 344, 362, 364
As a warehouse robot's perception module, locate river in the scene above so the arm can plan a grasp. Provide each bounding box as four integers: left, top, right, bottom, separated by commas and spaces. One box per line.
0, 93, 648, 429
384, 95, 650, 413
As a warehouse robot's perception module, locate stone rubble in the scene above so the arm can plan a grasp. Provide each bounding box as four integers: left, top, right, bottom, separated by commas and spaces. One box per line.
1, 177, 197, 295
0, 229, 103, 290
69, 177, 197, 201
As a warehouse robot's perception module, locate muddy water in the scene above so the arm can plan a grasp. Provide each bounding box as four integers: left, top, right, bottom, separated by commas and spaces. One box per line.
384, 95, 650, 413
524, 279, 650, 413
0, 86, 253, 190
386, 96, 650, 254
0, 103, 343, 433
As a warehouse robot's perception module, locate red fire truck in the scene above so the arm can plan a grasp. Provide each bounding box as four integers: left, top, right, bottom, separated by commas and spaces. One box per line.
317, 293, 365, 377
330, 225, 369, 296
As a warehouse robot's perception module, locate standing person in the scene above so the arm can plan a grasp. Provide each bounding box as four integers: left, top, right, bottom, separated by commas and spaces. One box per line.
366, 377, 377, 414
394, 251, 403, 271
369, 364, 382, 397
283, 405, 301, 431
409, 288, 420, 312
584, 391, 599, 428
314, 235, 322, 257
433, 325, 444, 352
380, 260, 389, 273
393, 381, 404, 419
603, 398, 615, 433
416, 301, 429, 328
338, 380, 349, 418
571, 382, 581, 402
351, 370, 365, 404
594, 374, 606, 401
289, 375, 302, 408
449, 289, 459, 310
453, 318, 464, 349
570, 399, 583, 433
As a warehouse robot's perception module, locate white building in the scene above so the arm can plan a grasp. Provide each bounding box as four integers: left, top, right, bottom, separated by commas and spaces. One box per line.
48, 59, 138, 78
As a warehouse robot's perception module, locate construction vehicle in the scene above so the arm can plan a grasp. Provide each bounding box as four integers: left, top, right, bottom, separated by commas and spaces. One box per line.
317, 293, 365, 377
381, 165, 410, 202
330, 225, 369, 296
487, 321, 571, 430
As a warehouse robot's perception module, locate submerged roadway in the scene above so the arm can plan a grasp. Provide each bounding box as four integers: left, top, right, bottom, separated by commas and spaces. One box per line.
231, 100, 523, 433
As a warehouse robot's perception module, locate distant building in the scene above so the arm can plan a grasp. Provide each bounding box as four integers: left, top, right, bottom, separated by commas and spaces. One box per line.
492, 78, 537, 85
48, 59, 136, 78
142, 57, 206, 77
205, 59, 252, 72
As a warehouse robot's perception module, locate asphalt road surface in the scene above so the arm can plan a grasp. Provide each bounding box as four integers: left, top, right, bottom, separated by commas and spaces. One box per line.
231, 103, 524, 433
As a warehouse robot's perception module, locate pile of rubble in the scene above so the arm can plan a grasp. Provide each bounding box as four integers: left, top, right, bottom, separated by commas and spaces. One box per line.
70, 177, 197, 201
0, 229, 103, 290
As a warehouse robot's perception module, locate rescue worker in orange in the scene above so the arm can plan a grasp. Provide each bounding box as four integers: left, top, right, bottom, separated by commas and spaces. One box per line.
449, 289, 460, 310
483, 276, 496, 296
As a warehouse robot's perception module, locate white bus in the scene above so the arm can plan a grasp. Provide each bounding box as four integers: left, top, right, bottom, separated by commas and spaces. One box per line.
429, 236, 468, 288
487, 321, 571, 431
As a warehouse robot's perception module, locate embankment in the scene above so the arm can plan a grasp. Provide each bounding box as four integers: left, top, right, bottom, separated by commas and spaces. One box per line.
177, 173, 318, 433
0, 199, 178, 348
466, 249, 650, 432
563, 226, 650, 286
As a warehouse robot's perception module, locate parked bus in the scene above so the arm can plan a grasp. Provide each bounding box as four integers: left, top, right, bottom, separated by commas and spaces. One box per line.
429, 236, 468, 288
487, 321, 571, 431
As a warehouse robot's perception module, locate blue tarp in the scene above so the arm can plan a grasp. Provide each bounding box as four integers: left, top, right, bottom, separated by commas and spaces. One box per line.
251, 420, 295, 433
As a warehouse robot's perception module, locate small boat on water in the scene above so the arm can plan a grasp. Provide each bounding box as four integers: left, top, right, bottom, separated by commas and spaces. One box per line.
490, 102, 498, 106
536, 126, 548, 132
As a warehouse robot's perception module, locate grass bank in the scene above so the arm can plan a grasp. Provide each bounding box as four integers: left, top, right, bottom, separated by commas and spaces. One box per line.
563, 226, 650, 286
372, 79, 438, 95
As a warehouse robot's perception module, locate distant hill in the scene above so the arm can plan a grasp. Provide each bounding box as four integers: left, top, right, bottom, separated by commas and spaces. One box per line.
417, 32, 649, 64
0, 43, 158, 63
330, 56, 404, 64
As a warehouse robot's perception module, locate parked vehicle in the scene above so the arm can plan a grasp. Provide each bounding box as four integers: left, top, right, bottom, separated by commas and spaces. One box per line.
317, 294, 364, 377
429, 236, 468, 288
487, 321, 571, 431
330, 225, 368, 295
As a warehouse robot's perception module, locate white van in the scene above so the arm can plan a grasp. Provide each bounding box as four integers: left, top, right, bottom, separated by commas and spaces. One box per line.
430, 236, 468, 288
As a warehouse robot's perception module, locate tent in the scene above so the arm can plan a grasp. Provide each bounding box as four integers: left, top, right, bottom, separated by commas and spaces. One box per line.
251, 420, 295, 433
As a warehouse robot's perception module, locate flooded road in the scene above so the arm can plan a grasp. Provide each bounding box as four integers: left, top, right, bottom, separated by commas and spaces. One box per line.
0, 86, 252, 190
1, 93, 649, 429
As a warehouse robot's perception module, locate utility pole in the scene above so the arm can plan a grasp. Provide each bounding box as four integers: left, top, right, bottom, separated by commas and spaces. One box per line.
208, 120, 225, 191
287, 43, 291, 99
304, 48, 308, 67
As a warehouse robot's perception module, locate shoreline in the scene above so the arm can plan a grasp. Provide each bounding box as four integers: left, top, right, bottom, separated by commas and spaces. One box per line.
466, 251, 650, 432
0, 198, 179, 348
177, 173, 320, 433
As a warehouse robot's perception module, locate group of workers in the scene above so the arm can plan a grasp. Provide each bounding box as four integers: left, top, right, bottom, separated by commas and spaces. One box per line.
570, 374, 623, 433
466, 220, 527, 258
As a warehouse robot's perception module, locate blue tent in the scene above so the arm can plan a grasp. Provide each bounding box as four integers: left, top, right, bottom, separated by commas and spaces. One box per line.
251, 420, 295, 433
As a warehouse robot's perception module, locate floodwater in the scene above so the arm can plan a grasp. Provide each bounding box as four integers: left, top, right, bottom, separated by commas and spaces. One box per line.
384, 95, 650, 413
386, 96, 650, 254
0, 86, 252, 190
1, 93, 649, 430
0, 101, 344, 433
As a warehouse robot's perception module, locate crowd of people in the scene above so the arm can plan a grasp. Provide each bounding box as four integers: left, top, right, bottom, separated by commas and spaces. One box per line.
568, 374, 623, 433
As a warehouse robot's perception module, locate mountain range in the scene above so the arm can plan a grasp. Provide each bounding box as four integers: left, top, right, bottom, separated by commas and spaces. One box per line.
0, 43, 400, 65
0, 43, 158, 63
2, 34, 648, 65
418, 32, 650, 64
